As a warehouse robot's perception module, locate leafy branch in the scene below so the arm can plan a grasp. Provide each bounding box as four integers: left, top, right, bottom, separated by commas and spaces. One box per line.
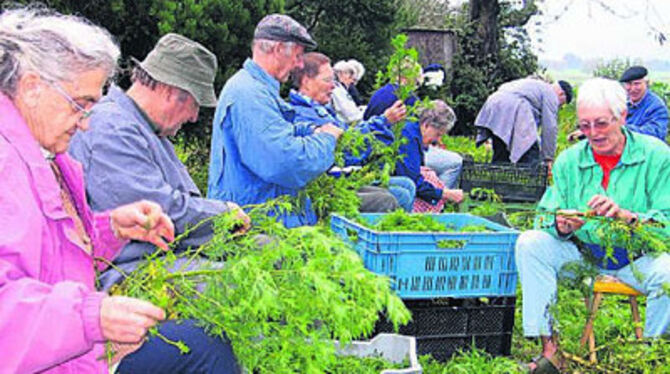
109, 201, 411, 372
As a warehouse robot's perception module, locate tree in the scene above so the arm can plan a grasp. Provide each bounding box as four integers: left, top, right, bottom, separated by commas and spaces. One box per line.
445, 0, 539, 134
285, 0, 408, 97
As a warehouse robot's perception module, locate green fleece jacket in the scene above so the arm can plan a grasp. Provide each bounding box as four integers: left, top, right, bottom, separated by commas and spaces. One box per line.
536, 127, 670, 268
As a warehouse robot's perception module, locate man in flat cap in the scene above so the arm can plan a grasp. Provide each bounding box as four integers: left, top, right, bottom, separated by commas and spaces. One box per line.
208, 14, 343, 228
70, 33, 250, 290
474, 78, 573, 167
620, 65, 668, 142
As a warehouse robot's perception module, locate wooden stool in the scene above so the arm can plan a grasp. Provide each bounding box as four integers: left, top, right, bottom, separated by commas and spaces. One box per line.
580, 276, 644, 363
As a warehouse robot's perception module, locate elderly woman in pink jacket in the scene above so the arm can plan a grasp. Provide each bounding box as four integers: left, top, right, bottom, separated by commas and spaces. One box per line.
0, 6, 239, 374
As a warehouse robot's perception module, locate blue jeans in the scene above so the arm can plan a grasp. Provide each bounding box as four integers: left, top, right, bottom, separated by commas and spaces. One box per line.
515, 230, 670, 338
388, 176, 416, 212
424, 146, 463, 189
118, 320, 241, 373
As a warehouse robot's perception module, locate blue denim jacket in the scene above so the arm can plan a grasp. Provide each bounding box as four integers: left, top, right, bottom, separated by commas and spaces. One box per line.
626, 90, 669, 142
208, 59, 336, 227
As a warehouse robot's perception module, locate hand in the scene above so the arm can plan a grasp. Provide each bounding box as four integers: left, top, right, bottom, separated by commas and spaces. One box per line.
100, 296, 165, 344
568, 129, 585, 142
587, 195, 637, 223
110, 200, 175, 250
226, 202, 251, 234
544, 160, 553, 179
383, 100, 407, 124
315, 123, 344, 140
555, 209, 585, 235
442, 189, 464, 204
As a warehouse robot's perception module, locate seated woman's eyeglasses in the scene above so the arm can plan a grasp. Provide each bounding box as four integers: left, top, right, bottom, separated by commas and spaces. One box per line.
577, 117, 616, 132
46, 81, 93, 119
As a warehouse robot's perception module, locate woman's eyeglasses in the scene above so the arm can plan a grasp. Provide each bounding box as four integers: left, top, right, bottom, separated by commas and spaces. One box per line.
577, 117, 616, 132
46, 81, 93, 119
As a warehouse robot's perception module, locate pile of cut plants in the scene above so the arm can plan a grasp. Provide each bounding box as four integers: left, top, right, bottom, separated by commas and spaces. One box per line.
107, 200, 411, 373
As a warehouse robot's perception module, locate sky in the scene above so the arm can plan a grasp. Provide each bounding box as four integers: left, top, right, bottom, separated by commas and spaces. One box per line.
527, 0, 670, 62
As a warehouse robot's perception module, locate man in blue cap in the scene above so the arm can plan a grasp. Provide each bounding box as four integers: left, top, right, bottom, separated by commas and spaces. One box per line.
619, 65, 669, 142
208, 14, 343, 227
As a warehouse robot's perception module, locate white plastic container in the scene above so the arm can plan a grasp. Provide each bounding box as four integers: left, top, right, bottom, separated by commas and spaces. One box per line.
334, 333, 422, 374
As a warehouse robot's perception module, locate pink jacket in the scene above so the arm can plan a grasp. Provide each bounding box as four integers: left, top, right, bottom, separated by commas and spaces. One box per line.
0, 93, 126, 373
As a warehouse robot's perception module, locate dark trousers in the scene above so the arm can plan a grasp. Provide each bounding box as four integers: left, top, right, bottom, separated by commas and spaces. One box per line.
118, 320, 241, 374
491, 135, 541, 166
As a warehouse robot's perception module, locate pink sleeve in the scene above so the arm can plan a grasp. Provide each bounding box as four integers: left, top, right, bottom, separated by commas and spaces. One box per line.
0, 264, 107, 373
0, 152, 108, 372
92, 210, 129, 271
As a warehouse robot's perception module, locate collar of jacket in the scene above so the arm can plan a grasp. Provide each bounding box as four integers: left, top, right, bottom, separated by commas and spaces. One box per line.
577, 126, 645, 169
628, 89, 651, 108
289, 90, 337, 118
244, 58, 280, 94
0, 93, 74, 220
105, 85, 164, 135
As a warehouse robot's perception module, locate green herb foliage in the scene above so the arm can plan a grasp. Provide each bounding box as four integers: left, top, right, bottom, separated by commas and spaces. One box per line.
370, 209, 448, 232
441, 135, 491, 163
111, 201, 410, 373
303, 34, 428, 220
327, 355, 405, 374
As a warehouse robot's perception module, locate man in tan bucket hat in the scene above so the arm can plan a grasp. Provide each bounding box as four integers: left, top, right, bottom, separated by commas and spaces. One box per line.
70, 33, 249, 291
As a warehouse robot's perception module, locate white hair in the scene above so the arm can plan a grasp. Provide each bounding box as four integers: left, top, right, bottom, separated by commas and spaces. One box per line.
419, 100, 456, 133
333, 60, 355, 76
577, 77, 628, 120
0, 5, 120, 98
252, 39, 296, 57
347, 59, 365, 82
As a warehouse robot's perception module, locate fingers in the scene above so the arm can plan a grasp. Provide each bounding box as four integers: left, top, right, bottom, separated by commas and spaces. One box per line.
127, 297, 166, 321
101, 296, 165, 344
384, 100, 407, 124
587, 195, 619, 217
443, 189, 464, 204
152, 212, 175, 242
113, 201, 175, 248
556, 213, 585, 234
226, 202, 252, 234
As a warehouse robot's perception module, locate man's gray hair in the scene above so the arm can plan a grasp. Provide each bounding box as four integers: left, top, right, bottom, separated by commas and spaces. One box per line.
252, 38, 296, 57
577, 78, 627, 120
0, 5, 120, 98
419, 99, 457, 133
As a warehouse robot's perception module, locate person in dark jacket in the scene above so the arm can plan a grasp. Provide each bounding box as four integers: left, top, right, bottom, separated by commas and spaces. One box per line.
396, 100, 464, 206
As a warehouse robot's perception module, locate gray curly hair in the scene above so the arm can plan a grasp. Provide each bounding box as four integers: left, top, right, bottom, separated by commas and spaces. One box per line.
419, 99, 456, 133
0, 5, 120, 98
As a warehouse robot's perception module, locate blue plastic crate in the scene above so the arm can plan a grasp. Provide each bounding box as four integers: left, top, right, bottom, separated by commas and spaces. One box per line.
330, 213, 519, 299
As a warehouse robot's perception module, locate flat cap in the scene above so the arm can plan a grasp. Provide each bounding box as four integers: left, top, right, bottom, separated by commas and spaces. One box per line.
619, 66, 648, 83
254, 14, 317, 50
423, 63, 444, 73
135, 33, 218, 107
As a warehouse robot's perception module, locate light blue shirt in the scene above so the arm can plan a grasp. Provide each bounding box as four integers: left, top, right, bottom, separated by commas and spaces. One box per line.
208, 59, 337, 227
69, 86, 230, 286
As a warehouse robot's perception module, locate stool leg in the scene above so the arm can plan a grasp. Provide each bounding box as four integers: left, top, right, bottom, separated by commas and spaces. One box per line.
581, 292, 602, 364
630, 296, 643, 340
580, 292, 602, 347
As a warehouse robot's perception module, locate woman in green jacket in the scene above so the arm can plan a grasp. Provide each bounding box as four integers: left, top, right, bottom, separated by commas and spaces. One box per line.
516, 77, 670, 373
